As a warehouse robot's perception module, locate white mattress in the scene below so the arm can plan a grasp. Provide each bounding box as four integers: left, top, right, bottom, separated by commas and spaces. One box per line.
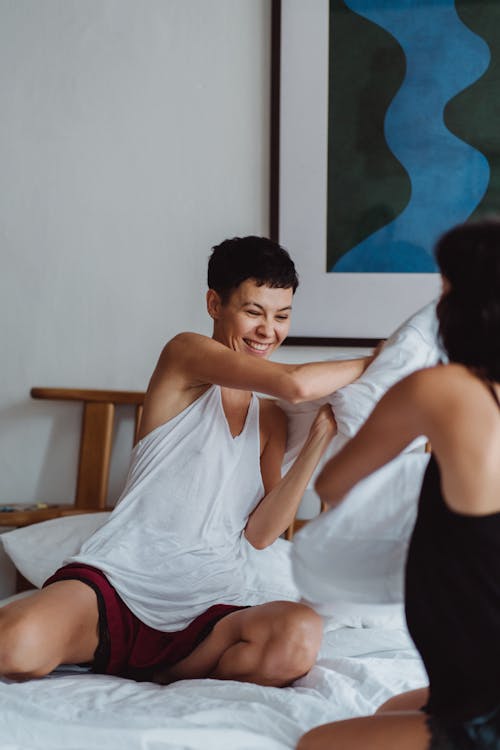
0, 595, 427, 750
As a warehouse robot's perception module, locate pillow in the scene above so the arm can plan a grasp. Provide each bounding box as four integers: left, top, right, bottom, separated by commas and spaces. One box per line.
328, 299, 441, 439
291, 451, 430, 608
282, 302, 439, 612
280, 299, 441, 471
1, 512, 110, 588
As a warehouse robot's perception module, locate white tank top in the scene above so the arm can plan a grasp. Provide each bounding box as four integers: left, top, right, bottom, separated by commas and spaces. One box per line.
70, 385, 298, 630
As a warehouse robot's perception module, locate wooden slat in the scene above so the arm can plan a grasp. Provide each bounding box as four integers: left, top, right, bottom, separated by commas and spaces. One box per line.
134, 404, 144, 444
75, 402, 114, 509
31, 387, 144, 405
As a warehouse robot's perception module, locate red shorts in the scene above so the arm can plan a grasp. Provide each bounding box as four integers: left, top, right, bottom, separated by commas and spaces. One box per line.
43, 563, 246, 681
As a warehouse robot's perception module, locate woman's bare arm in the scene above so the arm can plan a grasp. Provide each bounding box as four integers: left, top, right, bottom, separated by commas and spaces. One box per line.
245, 404, 337, 549
316, 364, 500, 515
166, 332, 371, 402
139, 332, 371, 438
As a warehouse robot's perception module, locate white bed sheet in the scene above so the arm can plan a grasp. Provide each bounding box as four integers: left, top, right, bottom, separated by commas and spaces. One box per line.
0, 596, 427, 750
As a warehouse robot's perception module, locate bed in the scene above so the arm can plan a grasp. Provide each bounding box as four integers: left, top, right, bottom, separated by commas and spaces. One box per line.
1, 507, 427, 750
0, 584, 426, 750
0, 303, 439, 749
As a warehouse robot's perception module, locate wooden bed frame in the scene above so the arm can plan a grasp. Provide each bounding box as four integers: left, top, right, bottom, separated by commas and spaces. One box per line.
2, 388, 144, 529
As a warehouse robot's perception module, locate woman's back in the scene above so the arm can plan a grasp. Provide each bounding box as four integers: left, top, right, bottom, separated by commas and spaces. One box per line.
405, 366, 500, 721
422, 364, 500, 516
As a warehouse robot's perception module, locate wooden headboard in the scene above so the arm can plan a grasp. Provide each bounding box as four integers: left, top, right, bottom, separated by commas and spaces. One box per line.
2, 388, 144, 530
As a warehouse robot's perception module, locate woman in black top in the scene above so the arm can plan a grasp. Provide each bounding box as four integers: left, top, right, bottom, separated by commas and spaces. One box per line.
297, 218, 500, 750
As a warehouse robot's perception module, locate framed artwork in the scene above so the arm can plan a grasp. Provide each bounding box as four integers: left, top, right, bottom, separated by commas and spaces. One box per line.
271, 0, 497, 343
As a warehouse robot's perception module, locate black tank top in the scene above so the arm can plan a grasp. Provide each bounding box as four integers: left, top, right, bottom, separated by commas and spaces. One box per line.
405, 380, 500, 721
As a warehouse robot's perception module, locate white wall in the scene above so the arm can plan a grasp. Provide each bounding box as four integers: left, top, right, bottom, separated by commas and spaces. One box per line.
0, 0, 271, 507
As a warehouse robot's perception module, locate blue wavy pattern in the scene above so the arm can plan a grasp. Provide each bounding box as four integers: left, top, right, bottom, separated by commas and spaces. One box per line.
332, 0, 491, 273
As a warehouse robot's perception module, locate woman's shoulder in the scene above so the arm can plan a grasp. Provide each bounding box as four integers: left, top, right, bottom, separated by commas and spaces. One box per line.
403, 362, 476, 396
409, 362, 497, 397
391, 364, 488, 431
407, 364, 500, 443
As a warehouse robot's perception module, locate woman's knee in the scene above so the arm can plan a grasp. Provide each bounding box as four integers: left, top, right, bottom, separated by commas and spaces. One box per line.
262, 603, 323, 681
0, 609, 55, 677
284, 603, 323, 659
296, 724, 342, 750
213, 601, 323, 685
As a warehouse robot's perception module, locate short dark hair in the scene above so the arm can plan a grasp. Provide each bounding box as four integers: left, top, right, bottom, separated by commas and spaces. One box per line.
207, 236, 299, 303
436, 217, 500, 380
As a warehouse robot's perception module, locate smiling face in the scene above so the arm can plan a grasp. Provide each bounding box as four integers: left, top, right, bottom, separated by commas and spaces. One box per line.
207, 278, 293, 358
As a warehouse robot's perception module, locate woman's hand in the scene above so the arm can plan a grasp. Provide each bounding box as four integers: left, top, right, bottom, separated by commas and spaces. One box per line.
307, 404, 337, 444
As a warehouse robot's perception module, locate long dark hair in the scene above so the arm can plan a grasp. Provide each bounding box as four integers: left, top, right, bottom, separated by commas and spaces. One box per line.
436, 217, 500, 381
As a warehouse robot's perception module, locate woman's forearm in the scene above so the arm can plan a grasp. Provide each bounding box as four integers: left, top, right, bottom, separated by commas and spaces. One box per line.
244, 407, 335, 548
286, 356, 372, 403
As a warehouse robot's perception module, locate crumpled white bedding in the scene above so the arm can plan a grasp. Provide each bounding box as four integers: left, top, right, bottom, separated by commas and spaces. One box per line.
0, 602, 427, 750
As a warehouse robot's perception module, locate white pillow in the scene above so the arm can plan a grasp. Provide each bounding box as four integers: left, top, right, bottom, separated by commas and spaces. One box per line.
292, 452, 430, 608
1, 513, 110, 588
282, 305, 439, 612
280, 299, 441, 470
329, 300, 441, 440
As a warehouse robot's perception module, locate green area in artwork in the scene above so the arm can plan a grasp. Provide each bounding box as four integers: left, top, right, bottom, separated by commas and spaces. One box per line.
327, 0, 411, 271
445, 0, 500, 220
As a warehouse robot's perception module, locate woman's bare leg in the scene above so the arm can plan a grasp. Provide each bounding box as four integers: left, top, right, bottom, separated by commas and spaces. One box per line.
377, 687, 429, 713
297, 711, 430, 750
154, 600, 323, 687
0, 580, 99, 679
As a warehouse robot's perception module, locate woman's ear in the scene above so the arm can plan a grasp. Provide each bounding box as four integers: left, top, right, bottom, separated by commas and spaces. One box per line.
441, 275, 451, 295
206, 289, 222, 320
